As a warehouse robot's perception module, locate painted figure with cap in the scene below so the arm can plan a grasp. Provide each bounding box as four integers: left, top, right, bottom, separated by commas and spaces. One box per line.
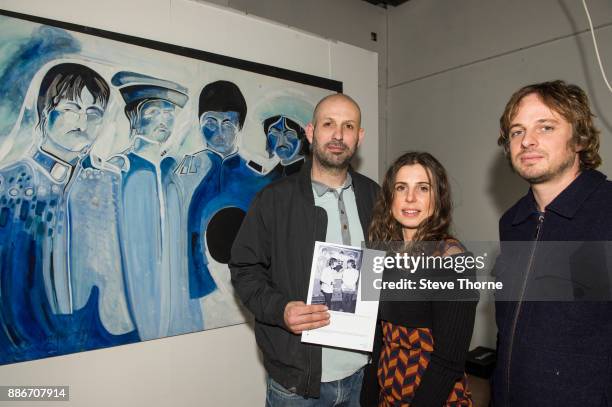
249, 91, 313, 178
112, 71, 203, 340
262, 115, 308, 177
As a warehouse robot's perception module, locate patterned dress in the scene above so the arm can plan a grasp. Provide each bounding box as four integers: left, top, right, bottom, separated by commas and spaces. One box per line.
377, 322, 472, 406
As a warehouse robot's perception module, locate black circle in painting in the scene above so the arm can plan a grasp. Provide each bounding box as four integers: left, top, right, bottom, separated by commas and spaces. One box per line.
206, 207, 246, 264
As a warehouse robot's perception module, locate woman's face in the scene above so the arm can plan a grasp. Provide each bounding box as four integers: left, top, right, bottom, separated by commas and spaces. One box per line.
391, 164, 434, 241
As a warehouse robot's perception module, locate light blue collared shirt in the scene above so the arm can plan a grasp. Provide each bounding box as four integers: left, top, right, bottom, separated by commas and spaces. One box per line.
312, 173, 368, 382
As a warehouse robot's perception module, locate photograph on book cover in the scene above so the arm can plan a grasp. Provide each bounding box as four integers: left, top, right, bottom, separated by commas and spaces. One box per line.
0, 10, 340, 365
302, 242, 380, 352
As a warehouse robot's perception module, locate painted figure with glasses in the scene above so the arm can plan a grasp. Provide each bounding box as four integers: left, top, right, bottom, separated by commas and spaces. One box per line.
0, 63, 138, 363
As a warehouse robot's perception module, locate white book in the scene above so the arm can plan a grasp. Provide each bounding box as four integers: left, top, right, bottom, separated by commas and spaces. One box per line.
301, 241, 382, 352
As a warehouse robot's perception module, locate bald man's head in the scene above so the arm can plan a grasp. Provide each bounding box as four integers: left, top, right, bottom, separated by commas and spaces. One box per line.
312, 93, 361, 127
305, 92, 364, 172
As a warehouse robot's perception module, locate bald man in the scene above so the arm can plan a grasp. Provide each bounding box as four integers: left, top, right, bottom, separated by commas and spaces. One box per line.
230, 94, 379, 406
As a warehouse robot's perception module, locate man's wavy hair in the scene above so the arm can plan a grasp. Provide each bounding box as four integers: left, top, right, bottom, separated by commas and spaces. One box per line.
498, 80, 601, 170
368, 151, 454, 243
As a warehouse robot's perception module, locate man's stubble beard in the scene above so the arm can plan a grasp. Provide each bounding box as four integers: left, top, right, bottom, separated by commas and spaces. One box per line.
311, 134, 357, 172
512, 143, 579, 185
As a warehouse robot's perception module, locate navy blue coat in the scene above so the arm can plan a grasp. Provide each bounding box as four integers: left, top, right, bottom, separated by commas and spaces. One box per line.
492, 169, 612, 407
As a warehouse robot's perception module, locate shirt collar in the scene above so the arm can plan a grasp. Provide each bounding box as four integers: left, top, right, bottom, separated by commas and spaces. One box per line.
32, 148, 74, 183
312, 172, 353, 197
512, 169, 606, 225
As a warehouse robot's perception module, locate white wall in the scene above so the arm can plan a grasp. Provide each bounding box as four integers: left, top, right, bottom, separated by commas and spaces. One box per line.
196, 0, 390, 178
0, 1, 378, 406
387, 0, 612, 348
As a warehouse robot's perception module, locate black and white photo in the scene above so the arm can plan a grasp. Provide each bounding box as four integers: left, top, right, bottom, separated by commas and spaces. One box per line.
309, 243, 362, 314
302, 241, 380, 352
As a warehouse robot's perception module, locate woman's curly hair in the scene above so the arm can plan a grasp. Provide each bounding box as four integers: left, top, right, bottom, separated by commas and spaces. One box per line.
368, 151, 454, 244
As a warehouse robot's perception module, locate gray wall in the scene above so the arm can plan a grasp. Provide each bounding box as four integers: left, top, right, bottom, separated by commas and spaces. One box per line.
387, 0, 612, 347
215, 0, 612, 348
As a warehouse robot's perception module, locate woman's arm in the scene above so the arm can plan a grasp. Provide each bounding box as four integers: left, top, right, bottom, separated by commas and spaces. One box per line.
411, 246, 479, 406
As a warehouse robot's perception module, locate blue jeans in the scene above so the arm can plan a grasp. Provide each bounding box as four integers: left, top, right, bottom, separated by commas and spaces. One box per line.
265, 367, 364, 407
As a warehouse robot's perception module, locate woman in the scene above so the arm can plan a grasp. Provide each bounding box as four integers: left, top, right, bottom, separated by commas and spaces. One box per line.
362, 152, 477, 406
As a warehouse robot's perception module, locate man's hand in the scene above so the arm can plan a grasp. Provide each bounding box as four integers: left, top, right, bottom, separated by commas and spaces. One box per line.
284, 301, 330, 334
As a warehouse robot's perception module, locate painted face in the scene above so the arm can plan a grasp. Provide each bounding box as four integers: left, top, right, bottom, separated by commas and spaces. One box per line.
134, 99, 176, 143
266, 116, 302, 161
306, 97, 363, 170
44, 87, 104, 153
391, 164, 434, 241
508, 93, 579, 184
200, 111, 240, 156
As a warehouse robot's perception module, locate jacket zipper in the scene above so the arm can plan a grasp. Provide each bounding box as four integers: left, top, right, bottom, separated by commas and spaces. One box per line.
304, 206, 322, 398
505, 213, 544, 404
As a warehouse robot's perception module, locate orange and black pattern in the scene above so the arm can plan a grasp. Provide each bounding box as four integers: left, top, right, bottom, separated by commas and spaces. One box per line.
377, 322, 472, 407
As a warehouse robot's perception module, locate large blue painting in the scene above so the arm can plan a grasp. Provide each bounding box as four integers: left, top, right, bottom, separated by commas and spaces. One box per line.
0, 10, 340, 364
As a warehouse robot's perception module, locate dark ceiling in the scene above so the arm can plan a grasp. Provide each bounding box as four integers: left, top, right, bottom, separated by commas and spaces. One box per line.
362, 0, 410, 7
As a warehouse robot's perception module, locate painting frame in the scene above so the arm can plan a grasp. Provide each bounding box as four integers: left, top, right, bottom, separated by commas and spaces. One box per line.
0, 9, 342, 92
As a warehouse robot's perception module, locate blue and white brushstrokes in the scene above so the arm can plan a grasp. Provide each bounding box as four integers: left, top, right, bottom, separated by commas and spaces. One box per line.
0, 14, 329, 365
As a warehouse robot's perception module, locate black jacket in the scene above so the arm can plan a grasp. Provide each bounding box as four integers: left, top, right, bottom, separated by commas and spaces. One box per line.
229, 160, 380, 397
492, 169, 612, 407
